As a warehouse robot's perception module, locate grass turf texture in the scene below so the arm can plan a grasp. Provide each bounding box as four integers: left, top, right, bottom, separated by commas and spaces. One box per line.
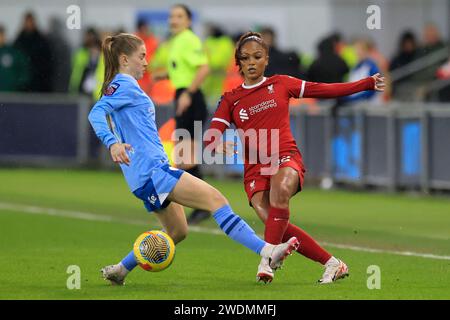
0, 168, 449, 299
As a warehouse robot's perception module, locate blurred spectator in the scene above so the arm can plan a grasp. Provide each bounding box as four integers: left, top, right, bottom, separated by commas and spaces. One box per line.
149, 33, 176, 105
0, 25, 30, 92
341, 38, 380, 104
367, 38, 391, 101
389, 30, 420, 99
414, 23, 449, 84
367, 38, 389, 75
69, 27, 102, 96
307, 34, 349, 83
419, 23, 446, 57
222, 31, 245, 93
389, 30, 419, 72
436, 59, 450, 80
332, 32, 358, 70
14, 12, 53, 92
135, 19, 159, 95
202, 24, 234, 106
260, 26, 304, 78
434, 58, 450, 102
47, 17, 71, 93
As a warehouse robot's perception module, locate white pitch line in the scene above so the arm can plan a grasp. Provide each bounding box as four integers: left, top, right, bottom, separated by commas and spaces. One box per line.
320, 242, 450, 260
1, 201, 450, 261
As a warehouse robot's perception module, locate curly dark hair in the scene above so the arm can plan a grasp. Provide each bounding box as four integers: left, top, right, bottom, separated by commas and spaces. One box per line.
234, 31, 269, 73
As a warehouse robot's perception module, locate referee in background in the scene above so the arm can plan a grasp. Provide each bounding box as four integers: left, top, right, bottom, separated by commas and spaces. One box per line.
166, 4, 210, 224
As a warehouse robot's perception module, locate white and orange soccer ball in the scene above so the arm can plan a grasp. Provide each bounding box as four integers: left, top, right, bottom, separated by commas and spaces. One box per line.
133, 230, 175, 272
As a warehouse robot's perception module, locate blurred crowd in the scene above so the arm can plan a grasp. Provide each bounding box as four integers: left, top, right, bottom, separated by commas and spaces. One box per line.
1, 11, 449, 104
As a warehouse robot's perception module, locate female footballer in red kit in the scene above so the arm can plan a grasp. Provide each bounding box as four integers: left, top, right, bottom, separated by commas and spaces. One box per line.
205, 32, 385, 284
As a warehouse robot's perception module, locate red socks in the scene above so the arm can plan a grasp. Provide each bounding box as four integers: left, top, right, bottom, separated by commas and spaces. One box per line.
282, 223, 331, 265
264, 206, 332, 265
264, 207, 290, 245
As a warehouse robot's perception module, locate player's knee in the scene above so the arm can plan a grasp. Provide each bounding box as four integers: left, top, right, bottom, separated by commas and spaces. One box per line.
271, 187, 291, 209
209, 189, 229, 212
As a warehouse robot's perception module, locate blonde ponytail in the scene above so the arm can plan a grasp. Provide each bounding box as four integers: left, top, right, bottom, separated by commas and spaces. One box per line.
100, 33, 144, 97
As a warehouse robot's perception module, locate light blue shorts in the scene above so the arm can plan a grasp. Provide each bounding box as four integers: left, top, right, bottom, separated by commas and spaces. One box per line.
132, 164, 184, 213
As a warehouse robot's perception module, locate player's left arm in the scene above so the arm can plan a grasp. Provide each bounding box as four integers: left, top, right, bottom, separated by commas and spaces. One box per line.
301, 73, 385, 99
282, 74, 385, 99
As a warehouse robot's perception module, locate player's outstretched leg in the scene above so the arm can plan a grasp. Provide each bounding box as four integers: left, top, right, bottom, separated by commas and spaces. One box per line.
167, 172, 299, 272
101, 203, 187, 286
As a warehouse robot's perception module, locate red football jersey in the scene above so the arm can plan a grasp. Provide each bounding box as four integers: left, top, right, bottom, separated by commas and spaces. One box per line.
205, 74, 374, 178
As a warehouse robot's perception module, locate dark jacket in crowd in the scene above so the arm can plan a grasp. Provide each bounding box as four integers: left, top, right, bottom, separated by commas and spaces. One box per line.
265, 46, 304, 78
307, 37, 349, 83
389, 51, 418, 71
0, 44, 30, 91
47, 19, 71, 93
14, 29, 53, 92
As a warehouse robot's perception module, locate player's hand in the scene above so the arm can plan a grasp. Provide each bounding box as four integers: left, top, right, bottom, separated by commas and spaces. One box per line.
110, 143, 132, 166
215, 141, 238, 156
371, 73, 386, 92
176, 91, 192, 116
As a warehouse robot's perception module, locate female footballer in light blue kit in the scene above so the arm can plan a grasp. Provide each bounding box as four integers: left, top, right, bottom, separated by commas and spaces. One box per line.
88, 33, 298, 285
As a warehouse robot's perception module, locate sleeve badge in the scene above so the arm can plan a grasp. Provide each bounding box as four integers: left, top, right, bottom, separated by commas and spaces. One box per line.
105, 82, 120, 96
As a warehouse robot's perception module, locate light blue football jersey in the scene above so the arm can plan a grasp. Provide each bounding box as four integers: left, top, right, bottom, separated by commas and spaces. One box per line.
88, 73, 169, 192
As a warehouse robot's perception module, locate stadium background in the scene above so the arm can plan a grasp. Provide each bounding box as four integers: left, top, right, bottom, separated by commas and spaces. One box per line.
0, 0, 449, 300
2, 0, 449, 57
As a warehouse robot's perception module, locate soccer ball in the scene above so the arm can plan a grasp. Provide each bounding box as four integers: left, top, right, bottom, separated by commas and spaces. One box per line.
133, 230, 175, 272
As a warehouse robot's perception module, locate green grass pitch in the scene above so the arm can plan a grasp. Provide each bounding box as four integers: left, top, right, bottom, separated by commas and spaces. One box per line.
0, 168, 449, 299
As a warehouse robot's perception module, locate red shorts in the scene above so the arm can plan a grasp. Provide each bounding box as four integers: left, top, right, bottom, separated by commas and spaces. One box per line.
243, 150, 306, 205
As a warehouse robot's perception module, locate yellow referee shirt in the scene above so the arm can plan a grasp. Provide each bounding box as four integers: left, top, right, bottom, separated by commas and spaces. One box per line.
167, 29, 208, 90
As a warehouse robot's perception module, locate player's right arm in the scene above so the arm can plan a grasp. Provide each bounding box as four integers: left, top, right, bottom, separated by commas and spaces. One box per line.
204, 95, 236, 155
88, 80, 132, 165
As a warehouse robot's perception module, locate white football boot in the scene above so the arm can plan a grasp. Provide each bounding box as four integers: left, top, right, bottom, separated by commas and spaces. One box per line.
257, 237, 299, 283
268, 237, 300, 269
256, 257, 274, 284
100, 263, 127, 286
318, 257, 349, 284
